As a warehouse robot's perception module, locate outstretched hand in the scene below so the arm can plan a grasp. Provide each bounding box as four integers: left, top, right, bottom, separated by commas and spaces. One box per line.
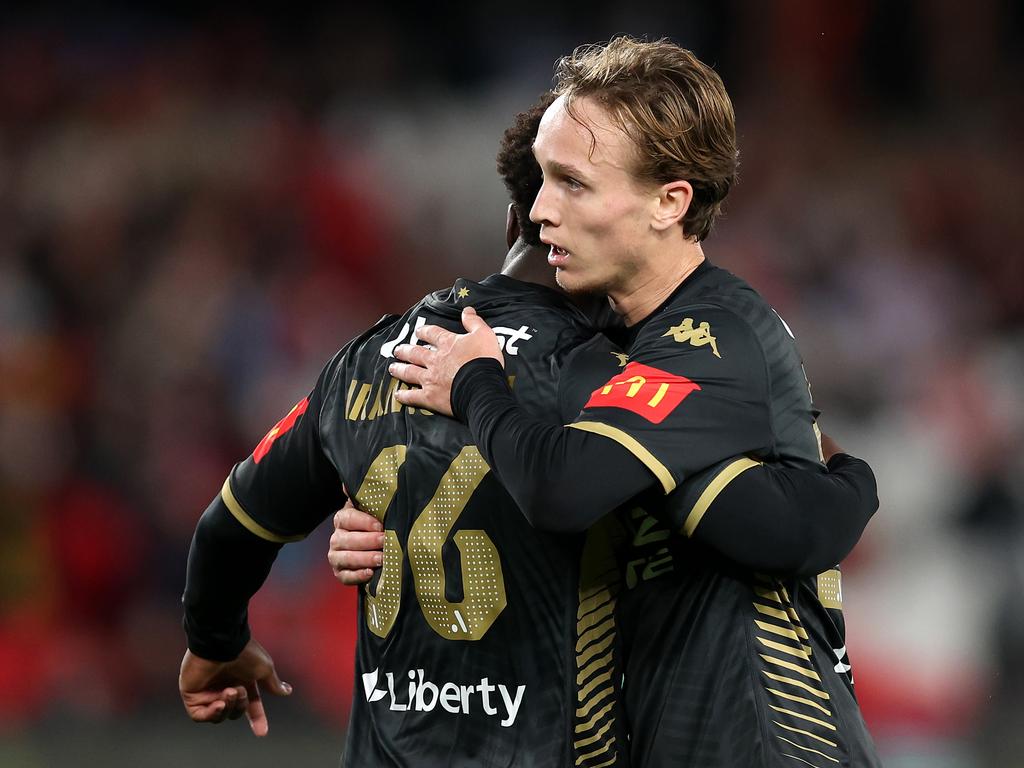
179, 638, 292, 737
389, 307, 503, 417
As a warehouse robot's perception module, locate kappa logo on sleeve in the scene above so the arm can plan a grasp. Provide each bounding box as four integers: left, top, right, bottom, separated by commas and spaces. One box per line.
663, 318, 720, 358
253, 397, 309, 463
584, 362, 700, 424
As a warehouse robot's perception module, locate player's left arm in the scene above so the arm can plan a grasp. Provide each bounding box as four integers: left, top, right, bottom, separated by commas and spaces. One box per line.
181, 353, 347, 733
183, 363, 346, 660
326, 435, 878, 584
668, 439, 878, 576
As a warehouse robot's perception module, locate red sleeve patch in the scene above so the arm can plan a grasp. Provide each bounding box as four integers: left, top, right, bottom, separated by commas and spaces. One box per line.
253, 397, 310, 463
583, 362, 699, 424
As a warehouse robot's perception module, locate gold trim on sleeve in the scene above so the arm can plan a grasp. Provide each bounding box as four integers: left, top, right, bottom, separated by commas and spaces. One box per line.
682, 457, 761, 536
568, 421, 675, 493
220, 477, 306, 544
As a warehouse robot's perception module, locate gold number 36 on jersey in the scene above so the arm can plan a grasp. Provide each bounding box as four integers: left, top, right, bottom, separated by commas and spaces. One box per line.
353, 445, 507, 641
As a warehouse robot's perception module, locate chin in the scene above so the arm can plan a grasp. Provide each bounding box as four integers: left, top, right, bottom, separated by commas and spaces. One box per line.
555, 270, 600, 296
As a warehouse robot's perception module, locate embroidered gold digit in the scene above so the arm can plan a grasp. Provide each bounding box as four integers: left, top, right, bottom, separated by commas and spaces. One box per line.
408, 446, 507, 640
355, 445, 407, 638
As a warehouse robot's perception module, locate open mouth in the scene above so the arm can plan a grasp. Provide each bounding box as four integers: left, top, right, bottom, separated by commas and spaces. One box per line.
548, 244, 569, 267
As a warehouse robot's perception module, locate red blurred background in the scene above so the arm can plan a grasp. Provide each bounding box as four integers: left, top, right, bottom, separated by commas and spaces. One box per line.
1, 4, 1021, 766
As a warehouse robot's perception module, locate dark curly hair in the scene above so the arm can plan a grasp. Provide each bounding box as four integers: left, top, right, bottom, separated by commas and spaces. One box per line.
496, 91, 556, 247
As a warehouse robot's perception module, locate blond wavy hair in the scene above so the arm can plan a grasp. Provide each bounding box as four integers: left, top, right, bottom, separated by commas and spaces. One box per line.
553, 37, 738, 242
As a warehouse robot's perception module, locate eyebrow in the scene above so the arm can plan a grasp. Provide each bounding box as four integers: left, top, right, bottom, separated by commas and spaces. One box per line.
536, 155, 590, 183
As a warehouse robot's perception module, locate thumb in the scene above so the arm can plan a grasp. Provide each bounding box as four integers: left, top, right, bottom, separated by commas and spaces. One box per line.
461, 306, 487, 333
262, 667, 293, 697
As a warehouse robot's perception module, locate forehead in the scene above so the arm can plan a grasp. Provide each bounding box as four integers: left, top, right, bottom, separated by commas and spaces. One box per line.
534, 94, 637, 175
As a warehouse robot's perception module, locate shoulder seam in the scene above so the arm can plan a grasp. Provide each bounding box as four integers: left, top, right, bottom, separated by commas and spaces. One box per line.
697, 301, 776, 456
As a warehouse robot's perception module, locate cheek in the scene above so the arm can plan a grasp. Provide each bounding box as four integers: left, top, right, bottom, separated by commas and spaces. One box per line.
597, 195, 648, 238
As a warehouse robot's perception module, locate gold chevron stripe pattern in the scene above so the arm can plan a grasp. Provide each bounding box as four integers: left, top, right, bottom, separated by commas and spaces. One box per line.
574, 522, 623, 766
752, 575, 842, 767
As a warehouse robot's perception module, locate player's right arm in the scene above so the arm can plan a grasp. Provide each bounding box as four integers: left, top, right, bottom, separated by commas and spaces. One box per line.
391, 304, 775, 531
406, 316, 878, 566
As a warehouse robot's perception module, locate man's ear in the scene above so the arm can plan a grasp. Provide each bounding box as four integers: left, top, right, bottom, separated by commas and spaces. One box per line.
651, 180, 693, 231
505, 203, 521, 249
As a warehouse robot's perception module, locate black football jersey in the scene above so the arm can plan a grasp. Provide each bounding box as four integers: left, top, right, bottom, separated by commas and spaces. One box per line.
564, 262, 880, 767
222, 274, 629, 767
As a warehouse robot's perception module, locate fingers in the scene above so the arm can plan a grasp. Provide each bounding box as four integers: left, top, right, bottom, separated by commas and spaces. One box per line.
389, 361, 424, 388
183, 686, 247, 725
392, 343, 432, 367
330, 529, 384, 557
188, 698, 228, 723
391, 382, 430, 410
183, 687, 227, 722
328, 545, 381, 584
328, 518, 382, 584
260, 666, 293, 698
244, 681, 269, 737
415, 324, 452, 347
225, 685, 249, 721
331, 524, 384, 550
334, 506, 382, 533
461, 306, 485, 332
336, 567, 374, 585
329, 550, 381, 574
460, 308, 503, 360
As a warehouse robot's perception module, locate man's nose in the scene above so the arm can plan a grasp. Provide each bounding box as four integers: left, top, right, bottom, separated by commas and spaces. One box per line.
530, 181, 559, 227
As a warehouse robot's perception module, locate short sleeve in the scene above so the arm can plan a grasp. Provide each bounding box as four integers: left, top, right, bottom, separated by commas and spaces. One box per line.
568, 305, 773, 493
223, 352, 347, 541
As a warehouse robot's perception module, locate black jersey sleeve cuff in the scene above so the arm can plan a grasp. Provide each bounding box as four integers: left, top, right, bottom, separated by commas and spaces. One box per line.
183, 611, 251, 662
826, 452, 879, 508
451, 357, 510, 422
826, 452, 851, 469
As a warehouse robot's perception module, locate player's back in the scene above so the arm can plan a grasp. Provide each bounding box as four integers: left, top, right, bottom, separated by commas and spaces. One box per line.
327, 275, 627, 767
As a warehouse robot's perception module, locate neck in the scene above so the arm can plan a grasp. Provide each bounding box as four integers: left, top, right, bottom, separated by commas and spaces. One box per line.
610, 239, 706, 326
500, 239, 560, 289
500, 238, 610, 318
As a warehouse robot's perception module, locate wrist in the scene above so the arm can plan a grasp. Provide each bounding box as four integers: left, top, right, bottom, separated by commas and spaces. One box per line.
825, 452, 852, 470
183, 612, 251, 662
451, 357, 508, 422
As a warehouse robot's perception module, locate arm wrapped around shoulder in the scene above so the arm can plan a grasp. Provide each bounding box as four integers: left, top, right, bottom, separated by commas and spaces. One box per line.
452, 358, 657, 531
672, 453, 878, 576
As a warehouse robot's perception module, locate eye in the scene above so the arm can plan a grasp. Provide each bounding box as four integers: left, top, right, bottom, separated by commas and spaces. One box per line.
564, 177, 584, 191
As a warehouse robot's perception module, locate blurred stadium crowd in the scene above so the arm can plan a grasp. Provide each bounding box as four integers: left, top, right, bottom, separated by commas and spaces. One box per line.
1, 4, 1021, 766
